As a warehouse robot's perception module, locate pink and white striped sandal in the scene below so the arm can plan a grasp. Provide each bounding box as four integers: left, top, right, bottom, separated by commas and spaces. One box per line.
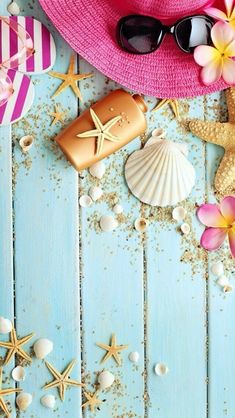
0, 16, 56, 126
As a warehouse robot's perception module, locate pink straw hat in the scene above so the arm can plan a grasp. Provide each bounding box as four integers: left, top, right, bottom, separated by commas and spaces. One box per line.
39, 0, 227, 98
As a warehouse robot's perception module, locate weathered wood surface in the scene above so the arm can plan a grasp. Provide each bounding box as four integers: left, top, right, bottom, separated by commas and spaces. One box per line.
0, 1, 234, 417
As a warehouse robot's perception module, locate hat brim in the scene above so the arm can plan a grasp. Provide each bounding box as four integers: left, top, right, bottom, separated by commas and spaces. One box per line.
39, 0, 227, 98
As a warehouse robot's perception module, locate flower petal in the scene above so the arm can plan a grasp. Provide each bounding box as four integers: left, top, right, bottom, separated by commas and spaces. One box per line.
200, 59, 223, 85
228, 228, 235, 257
197, 204, 228, 227
220, 196, 235, 224
205, 7, 229, 21
200, 227, 227, 251
222, 57, 235, 84
194, 45, 221, 66
224, 39, 235, 56
211, 21, 234, 52
225, 0, 234, 17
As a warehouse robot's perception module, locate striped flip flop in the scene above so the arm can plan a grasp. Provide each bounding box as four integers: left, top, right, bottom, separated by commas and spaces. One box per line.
0, 16, 56, 126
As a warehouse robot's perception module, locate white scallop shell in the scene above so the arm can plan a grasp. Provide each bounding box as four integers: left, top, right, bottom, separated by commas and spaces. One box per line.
100, 215, 118, 232
125, 137, 195, 207
12, 366, 26, 382
41, 394, 56, 409
172, 206, 187, 222
0, 317, 12, 334
154, 363, 169, 376
129, 351, 140, 363
33, 338, 53, 359
89, 186, 103, 201
16, 393, 32, 411
211, 261, 224, 277
180, 222, 191, 235
98, 370, 115, 389
79, 195, 93, 207
89, 161, 105, 179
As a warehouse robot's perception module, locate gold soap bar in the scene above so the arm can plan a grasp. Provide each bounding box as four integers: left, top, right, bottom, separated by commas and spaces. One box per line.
55, 89, 148, 170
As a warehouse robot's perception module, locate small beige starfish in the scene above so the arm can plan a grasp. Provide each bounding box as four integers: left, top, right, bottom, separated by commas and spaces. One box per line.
82, 391, 103, 412
0, 367, 22, 417
49, 104, 66, 125
77, 108, 122, 155
96, 334, 128, 366
152, 98, 180, 119
49, 55, 93, 100
0, 326, 34, 365
44, 360, 84, 401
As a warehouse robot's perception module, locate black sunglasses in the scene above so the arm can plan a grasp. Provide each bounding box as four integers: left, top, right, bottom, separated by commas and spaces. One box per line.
116, 14, 214, 54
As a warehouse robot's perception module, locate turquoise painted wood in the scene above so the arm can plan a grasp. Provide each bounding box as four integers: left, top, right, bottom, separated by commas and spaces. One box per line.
0, 1, 234, 417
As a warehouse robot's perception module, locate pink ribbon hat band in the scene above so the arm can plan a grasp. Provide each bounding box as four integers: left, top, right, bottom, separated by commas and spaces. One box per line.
0, 16, 56, 126
38, 0, 227, 99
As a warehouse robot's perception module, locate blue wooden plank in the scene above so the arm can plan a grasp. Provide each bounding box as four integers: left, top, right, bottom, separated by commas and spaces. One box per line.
146, 96, 207, 418
204, 91, 235, 418
79, 61, 145, 417
11, 1, 82, 417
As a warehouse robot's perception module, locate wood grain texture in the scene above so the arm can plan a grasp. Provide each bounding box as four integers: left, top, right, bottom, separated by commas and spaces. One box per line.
0, 1, 234, 417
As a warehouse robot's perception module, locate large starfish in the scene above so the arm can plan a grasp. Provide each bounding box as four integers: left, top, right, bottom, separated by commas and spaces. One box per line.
0, 327, 34, 365
44, 360, 84, 401
152, 99, 180, 119
0, 367, 22, 417
96, 334, 128, 366
82, 391, 103, 412
77, 108, 122, 156
49, 55, 93, 100
189, 88, 235, 195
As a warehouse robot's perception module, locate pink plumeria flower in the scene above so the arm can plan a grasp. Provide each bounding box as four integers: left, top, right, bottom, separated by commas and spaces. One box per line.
205, 0, 235, 30
197, 196, 235, 258
194, 21, 235, 85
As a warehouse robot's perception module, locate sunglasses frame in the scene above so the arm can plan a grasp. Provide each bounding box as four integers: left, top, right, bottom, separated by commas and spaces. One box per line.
117, 14, 214, 55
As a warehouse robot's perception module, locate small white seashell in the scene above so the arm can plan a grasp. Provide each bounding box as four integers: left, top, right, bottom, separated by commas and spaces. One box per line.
98, 370, 115, 389
79, 195, 93, 208
134, 218, 149, 232
19, 135, 34, 152
41, 394, 56, 409
223, 284, 233, 293
180, 222, 191, 235
129, 351, 140, 363
12, 366, 25, 382
16, 393, 32, 411
0, 317, 12, 334
89, 186, 103, 201
113, 204, 123, 215
152, 128, 165, 138
125, 138, 195, 207
89, 161, 105, 179
100, 215, 118, 232
172, 206, 187, 222
154, 363, 169, 376
33, 338, 53, 359
211, 261, 224, 277
217, 275, 229, 287
7, 1, 20, 15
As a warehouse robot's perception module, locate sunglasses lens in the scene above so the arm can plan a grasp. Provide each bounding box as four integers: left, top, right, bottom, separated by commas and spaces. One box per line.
175, 16, 213, 53
117, 16, 163, 54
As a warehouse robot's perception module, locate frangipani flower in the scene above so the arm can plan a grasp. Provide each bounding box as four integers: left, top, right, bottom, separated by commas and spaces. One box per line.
197, 196, 235, 258
205, 0, 235, 30
194, 21, 235, 85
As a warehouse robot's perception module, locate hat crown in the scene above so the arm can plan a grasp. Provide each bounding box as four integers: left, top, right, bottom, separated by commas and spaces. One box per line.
128, 0, 213, 19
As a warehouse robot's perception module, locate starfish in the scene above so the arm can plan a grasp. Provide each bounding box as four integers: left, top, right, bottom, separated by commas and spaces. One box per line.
44, 359, 84, 401
0, 367, 22, 417
82, 391, 103, 412
49, 55, 93, 100
77, 108, 122, 156
152, 98, 180, 119
96, 334, 128, 366
0, 326, 34, 365
189, 88, 235, 195
49, 104, 66, 125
